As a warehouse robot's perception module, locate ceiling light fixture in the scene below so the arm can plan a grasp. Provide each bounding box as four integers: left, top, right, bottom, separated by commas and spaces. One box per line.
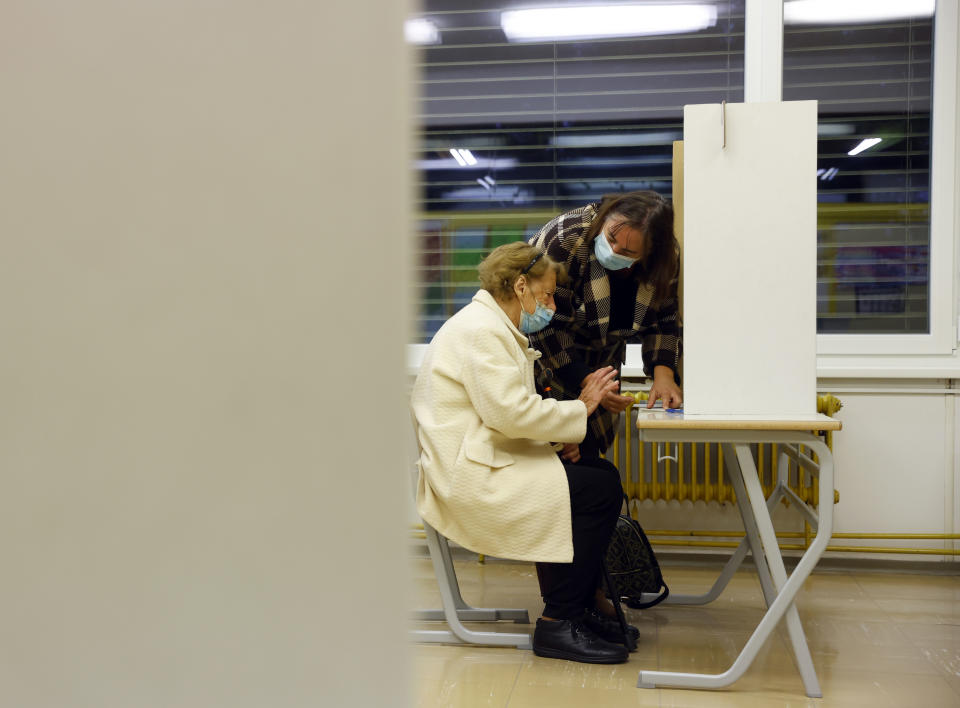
501, 4, 717, 42
784, 0, 935, 25
848, 137, 882, 156
457, 149, 478, 166
405, 18, 440, 45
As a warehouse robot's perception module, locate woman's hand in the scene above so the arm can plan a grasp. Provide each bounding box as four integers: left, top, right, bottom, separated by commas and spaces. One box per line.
579, 367, 632, 413
600, 389, 633, 413
647, 365, 682, 409
559, 442, 581, 463
577, 366, 621, 416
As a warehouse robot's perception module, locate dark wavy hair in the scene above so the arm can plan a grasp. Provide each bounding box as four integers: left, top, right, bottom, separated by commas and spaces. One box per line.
585, 190, 679, 302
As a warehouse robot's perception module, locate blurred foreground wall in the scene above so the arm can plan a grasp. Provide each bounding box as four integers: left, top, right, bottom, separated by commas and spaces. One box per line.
0, 2, 412, 705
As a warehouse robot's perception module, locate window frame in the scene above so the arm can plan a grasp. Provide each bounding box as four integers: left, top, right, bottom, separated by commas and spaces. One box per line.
771, 0, 959, 359
410, 0, 960, 375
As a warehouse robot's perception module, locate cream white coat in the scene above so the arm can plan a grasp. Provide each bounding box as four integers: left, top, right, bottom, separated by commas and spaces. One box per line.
411, 289, 588, 562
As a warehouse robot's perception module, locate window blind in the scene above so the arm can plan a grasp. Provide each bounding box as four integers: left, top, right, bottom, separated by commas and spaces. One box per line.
783, 16, 933, 335
415, 0, 745, 341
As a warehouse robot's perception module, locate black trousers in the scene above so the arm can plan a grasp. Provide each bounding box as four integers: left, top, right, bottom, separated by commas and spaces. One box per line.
536, 457, 623, 620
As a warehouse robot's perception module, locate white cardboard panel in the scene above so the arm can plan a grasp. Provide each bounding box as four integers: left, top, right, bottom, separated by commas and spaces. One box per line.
683, 101, 818, 415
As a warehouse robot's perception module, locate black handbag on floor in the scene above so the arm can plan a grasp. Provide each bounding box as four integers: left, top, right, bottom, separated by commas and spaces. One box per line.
605, 494, 669, 609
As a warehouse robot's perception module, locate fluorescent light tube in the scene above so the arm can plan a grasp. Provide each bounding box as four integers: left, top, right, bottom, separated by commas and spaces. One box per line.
784, 0, 935, 25
848, 138, 882, 156
405, 18, 440, 45
458, 149, 478, 166
501, 4, 717, 42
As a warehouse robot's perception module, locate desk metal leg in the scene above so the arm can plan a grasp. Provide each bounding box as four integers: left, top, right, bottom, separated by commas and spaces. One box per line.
664, 537, 749, 605
732, 443, 821, 698
665, 472, 789, 608
638, 435, 833, 697
724, 444, 777, 608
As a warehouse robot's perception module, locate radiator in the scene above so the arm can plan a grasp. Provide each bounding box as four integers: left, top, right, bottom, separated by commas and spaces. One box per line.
607, 393, 843, 508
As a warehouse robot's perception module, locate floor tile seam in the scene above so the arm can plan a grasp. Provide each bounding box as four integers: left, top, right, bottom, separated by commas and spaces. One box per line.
502, 657, 525, 708
875, 616, 960, 627
848, 571, 910, 609
806, 657, 947, 677
805, 645, 945, 661
813, 654, 943, 676
919, 650, 960, 686
895, 624, 960, 663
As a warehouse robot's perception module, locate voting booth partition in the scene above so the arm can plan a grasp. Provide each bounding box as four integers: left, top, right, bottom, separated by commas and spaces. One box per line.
682, 101, 819, 418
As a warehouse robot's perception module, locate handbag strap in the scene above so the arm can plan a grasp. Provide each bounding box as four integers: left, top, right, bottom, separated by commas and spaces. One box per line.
625, 585, 670, 610
599, 556, 636, 651
619, 492, 670, 610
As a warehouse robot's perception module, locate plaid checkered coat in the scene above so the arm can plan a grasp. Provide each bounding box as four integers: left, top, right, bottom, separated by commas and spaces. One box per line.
528, 202, 682, 452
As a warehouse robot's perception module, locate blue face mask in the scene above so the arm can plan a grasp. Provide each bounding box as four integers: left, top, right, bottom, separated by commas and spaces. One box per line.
518, 292, 554, 334
594, 230, 637, 271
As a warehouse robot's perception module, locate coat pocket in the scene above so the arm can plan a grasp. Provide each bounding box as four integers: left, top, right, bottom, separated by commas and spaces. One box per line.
462, 437, 514, 469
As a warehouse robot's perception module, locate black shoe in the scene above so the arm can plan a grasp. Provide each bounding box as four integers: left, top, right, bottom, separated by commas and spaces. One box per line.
532, 617, 629, 664
582, 607, 640, 648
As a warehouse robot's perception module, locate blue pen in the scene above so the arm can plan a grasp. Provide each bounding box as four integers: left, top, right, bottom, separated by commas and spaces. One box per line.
666, 407, 683, 413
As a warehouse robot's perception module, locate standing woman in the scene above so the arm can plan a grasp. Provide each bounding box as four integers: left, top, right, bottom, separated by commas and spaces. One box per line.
528, 190, 683, 460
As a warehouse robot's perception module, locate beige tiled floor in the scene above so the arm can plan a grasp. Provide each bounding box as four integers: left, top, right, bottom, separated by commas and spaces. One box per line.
411, 558, 960, 707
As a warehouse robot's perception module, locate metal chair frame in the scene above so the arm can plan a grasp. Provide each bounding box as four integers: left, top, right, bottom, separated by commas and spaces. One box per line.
409, 423, 532, 649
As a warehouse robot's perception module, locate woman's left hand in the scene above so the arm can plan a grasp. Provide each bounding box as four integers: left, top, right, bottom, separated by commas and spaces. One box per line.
648, 365, 682, 409
559, 442, 581, 463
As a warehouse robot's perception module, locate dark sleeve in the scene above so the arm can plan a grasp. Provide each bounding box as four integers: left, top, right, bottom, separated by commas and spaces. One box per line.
640, 277, 682, 384
554, 360, 592, 391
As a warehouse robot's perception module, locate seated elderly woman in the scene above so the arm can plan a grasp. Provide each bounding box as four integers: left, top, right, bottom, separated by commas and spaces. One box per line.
411, 241, 639, 664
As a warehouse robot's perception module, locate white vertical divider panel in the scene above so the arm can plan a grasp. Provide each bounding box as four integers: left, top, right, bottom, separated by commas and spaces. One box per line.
0, 2, 412, 706
683, 101, 818, 416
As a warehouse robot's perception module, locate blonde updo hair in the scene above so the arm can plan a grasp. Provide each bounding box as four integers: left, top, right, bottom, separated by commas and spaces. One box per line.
477, 241, 568, 301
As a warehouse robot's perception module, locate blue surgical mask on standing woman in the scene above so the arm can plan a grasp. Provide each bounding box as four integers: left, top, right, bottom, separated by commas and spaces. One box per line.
594, 230, 637, 270
518, 294, 554, 334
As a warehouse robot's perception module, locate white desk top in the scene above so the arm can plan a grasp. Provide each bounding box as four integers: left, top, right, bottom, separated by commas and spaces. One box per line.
635, 409, 842, 432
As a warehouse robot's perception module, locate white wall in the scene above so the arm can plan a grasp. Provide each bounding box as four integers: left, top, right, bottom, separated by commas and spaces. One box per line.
823, 382, 959, 561
0, 2, 412, 706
